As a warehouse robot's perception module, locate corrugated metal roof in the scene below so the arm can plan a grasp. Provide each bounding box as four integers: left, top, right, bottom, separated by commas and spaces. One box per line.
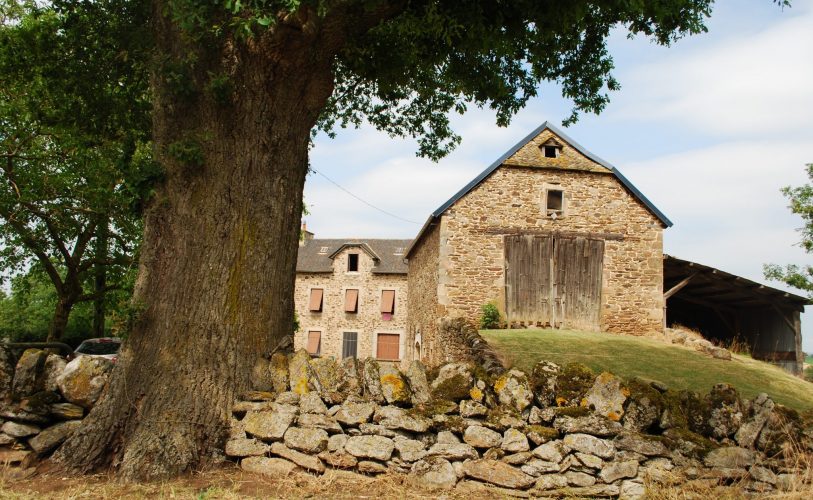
664, 254, 811, 307
406, 121, 672, 257
297, 238, 412, 274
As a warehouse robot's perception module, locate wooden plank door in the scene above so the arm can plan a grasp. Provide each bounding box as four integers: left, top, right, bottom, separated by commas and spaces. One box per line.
554, 237, 604, 330
505, 234, 554, 326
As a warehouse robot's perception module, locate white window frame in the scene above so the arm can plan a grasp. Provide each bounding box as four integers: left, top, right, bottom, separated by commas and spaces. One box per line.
542, 184, 566, 219
345, 251, 361, 275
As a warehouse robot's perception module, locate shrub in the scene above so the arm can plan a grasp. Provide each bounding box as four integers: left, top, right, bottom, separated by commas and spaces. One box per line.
804, 365, 813, 383
480, 302, 502, 329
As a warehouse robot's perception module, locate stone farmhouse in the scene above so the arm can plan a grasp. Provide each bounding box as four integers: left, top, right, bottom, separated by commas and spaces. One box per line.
294, 122, 807, 374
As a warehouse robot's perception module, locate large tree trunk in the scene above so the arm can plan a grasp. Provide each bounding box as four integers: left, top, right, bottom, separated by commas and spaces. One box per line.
46, 296, 74, 342
52, 5, 337, 480
92, 216, 109, 338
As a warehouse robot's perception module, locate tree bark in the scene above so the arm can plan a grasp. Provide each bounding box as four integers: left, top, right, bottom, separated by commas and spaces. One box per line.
46, 296, 74, 342
52, 4, 338, 480
93, 216, 109, 338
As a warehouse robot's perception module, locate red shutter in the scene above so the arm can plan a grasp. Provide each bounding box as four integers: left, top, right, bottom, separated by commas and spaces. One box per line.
380, 290, 395, 314
306, 331, 321, 356
344, 289, 359, 313
376, 333, 399, 360
308, 288, 323, 312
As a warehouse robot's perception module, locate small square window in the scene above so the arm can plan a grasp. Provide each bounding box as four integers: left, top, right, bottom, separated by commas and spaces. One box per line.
546, 189, 563, 214
348, 253, 359, 272
544, 146, 558, 158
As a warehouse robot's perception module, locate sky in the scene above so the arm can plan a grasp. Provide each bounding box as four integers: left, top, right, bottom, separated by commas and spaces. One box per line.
305, 0, 813, 351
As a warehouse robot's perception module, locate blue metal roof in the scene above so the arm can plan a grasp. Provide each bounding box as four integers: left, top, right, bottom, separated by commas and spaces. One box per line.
405, 121, 673, 257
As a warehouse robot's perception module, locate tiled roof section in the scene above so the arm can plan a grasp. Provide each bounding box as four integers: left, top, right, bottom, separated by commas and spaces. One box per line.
297, 238, 412, 274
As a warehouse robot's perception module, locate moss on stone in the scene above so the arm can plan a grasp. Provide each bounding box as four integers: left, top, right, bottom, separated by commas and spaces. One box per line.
524, 425, 559, 440
663, 427, 719, 459
436, 415, 467, 434
470, 364, 494, 386
661, 389, 690, 430
553, 406, 590, 418
426, 365, 441, 384
410, 398, 458, 418
555, 363, 595, 406
431, 373, 472, 401
485, 406, 522, 428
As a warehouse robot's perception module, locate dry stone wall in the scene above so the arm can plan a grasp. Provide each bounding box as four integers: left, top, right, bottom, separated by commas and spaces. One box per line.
3, 343, 811, 498
229, 348, 813, 498
0, 347, 113, 469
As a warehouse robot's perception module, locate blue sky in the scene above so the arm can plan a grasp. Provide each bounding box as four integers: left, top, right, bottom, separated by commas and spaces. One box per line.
305, 0, 813, 351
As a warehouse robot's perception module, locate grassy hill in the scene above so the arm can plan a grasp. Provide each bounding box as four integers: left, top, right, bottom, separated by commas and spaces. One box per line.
481, 328, 813, 411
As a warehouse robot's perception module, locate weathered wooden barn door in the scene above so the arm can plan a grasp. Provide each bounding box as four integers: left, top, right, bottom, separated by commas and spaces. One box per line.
505, 234, 554, 325
505, 234, 603, 329
553, 237, 604, 330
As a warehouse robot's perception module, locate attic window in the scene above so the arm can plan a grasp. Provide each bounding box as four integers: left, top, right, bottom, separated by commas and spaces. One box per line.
318, 246, 329, 254
348, 253, 359, 272
394, 247, 404, 256
546, 189, 564, 217
544, 146, 559, 158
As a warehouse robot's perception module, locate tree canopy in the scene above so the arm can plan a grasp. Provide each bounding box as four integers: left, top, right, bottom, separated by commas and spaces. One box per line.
0, 0, 155, 340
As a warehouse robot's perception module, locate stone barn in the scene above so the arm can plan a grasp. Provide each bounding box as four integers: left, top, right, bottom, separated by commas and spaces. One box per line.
405, 122, 672, 364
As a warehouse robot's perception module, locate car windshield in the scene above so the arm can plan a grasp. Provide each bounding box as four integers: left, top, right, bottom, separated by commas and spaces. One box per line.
75, 341, 120, 355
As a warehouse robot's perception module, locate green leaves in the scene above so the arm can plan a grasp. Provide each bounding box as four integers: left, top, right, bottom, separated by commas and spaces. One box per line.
0, 0, 150, 335
764, 163, 813, 297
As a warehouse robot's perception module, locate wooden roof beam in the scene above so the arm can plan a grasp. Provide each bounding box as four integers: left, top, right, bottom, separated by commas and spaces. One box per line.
664, 272, 699, 300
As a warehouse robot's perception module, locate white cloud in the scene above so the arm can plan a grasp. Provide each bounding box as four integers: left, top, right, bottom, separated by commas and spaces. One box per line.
611, 1, 813, 137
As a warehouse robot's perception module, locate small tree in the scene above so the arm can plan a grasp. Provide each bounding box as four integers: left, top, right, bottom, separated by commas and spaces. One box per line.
764, 163, 813, 296
480, 302, 502, 329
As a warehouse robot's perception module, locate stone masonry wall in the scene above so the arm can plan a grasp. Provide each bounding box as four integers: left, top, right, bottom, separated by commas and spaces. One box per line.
431, 129, 664, 336
295, 247, 409, 361
406, 222, 443, 365
0, 346, 113, 471
232, 349, 813, 497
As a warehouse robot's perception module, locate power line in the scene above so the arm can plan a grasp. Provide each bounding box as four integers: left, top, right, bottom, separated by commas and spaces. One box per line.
310, 168, 422, 225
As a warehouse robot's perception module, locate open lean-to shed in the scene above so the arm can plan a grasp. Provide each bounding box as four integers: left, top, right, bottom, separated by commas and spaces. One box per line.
664, 255, 809, 375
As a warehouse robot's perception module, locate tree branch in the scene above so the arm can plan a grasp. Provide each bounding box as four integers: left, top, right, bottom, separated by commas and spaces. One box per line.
77, 284, 124, 303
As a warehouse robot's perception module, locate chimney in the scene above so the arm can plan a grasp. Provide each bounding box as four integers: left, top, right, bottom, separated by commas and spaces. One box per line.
300, 222, 314, 245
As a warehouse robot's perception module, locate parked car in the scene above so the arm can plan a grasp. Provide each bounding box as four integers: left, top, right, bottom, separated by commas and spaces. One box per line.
71, 337, 121, 362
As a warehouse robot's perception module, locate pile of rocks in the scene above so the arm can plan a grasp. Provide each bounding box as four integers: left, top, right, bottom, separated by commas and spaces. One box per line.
664, 327, 732, 360
0, 347, 112, 468
232, 350, 813, 497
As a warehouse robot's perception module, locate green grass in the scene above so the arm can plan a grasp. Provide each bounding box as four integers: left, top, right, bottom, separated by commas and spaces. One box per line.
482, 328, 813, 411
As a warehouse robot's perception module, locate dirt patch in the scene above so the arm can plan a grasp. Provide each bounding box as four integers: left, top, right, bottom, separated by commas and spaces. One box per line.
0, 464, 486, 500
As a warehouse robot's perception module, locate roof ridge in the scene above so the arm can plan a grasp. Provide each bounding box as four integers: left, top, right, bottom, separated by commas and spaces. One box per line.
405, 121, 672, 258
